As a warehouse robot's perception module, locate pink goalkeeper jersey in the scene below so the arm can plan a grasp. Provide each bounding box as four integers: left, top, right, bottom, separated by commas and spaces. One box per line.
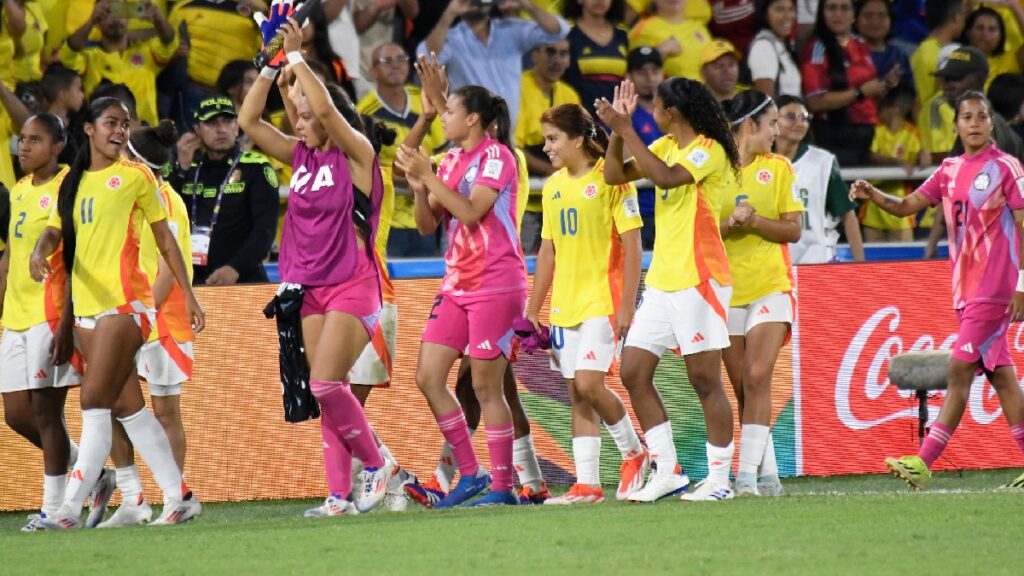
917, 144, 1024, 308
436, 135, 526, 296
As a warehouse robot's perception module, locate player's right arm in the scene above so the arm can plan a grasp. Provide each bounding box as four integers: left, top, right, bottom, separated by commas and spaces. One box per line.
528, 196, 557, 332
29, 226, 60, 282
238, 71, 298, 166
849, 179, 931, 218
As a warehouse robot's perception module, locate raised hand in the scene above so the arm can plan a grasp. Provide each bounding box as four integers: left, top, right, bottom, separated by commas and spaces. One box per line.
253, 0, 297, 66
395, 144, 433, 181
594, 97, 632, 135
280, 17, 303, 55
416, 53, 448, 116
612, 79, 638, 116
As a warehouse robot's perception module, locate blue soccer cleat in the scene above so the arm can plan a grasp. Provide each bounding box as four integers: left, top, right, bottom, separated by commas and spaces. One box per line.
434, 469, 491, 509
468, 490, 518, 507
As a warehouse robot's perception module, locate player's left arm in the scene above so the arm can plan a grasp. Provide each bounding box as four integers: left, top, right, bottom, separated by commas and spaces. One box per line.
1009, 208, 1024, 322
616, 227, 641, 341
152, 256, 174, 309
748, 212, 802, 243
151, 220, 205, 332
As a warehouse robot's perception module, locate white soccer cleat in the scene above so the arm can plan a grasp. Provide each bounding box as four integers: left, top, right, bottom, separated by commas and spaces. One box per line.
304, 495, 359, 518
734, 472, 760, 497
98, 497, 154, 528
385, 467, 414, 512
680, 478, 735, 501
757, 475, 785, 497
353, 459, 395, 513
616, 448, 650, 501
628, 465, 690, 503
37, 505, 83, 530
85, 467, 117, 528
151, 493, 202, 526
21, 513, 45, 532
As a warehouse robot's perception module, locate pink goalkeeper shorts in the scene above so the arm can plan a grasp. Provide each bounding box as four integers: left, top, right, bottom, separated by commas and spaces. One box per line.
421, 290, 526, 360
300, 251, 382, 339
952, 301, 1013, 373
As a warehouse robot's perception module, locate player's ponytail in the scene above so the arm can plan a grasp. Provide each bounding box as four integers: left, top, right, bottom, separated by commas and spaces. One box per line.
540, 104, 609, 161
359, 114, 397, 155
57, 97, 125, 273
128, 119, 178, 168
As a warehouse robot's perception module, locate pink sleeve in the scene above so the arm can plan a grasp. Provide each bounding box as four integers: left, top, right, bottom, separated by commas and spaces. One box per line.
473, 145, 517, 192
915, 164, 945, 206
999, 157, 1024, 211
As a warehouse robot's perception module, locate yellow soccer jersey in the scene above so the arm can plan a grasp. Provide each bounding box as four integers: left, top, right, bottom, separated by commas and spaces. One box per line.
11, 1, 48, 83
864, 122, 920, 230
987, 50, 1021, 91
168, 2, 262, 88
917, 94, 955, 155
629, 16, 711, 81
58, 35, 179, 126
356, 85, 446, 231
3, 167, 69, 331
910, 38, 942, 106
721, 153, 802, 307
47, 157, 166, 317
645, 134, 733, 292
514, 147, 529, 231
626, 0, 711, 23
140, 181, 193, 343
541, 160, 641, 327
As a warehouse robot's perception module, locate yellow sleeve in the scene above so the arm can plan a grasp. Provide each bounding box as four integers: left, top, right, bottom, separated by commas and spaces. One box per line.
135, 169, 167, 224
147, 35, 180, 68
47, 202, 62, 229
906, 129, 922, 160
611, 183, 643, 234
776, 161, 803, 214
57, 43, 87, 75
676, 139, 724, 184
540, 181, 554, 241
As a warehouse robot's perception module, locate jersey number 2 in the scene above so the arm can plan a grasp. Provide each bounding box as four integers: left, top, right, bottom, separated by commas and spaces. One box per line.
13, 212, 26, 238
953, 200, 968, 229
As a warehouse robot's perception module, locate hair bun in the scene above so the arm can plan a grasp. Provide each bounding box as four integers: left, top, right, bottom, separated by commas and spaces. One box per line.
153, 119, 178, 147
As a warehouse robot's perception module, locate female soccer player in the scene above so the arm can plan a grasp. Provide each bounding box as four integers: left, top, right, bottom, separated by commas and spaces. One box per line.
526, 103, 649, 504
394, 83, 525, 508
596, 77, 738, 502
0, 113, 81, 531
853, 91, 1024, 490
31, 97, 203, 529
239, 18, 392, 517
719, 90, 803, 497
95, 120, 195, 528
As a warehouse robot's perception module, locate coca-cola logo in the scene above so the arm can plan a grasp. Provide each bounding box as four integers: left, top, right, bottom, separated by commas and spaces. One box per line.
835, 306, 1004, 430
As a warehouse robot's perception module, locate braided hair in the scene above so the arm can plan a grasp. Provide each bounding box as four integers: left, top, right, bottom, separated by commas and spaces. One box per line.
656, 77, 740, 171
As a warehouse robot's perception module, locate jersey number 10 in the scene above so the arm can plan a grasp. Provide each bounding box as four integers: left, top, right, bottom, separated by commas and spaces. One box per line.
560, 208, 578, 236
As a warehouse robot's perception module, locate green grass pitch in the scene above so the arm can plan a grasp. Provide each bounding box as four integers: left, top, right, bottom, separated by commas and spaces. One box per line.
3, 469, 1021, 575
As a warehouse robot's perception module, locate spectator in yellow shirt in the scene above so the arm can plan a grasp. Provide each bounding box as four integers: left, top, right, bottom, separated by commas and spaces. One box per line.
58, 0, 178, 126
515, 38, 581, 254
865, 86, 929, 241
5, 0, 48, 83
959, 6, 1023, 90
911, 0, 967, 105
628, 0, 713, 81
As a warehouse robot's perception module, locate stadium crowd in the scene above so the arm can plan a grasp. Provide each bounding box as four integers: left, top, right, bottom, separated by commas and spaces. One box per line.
3, 0, 1024, 529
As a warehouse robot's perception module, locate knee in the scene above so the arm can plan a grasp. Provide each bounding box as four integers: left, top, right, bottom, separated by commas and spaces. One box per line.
688, 369, 724, 401
573, 379, 603, 405
742, 364, 773, 394
415, 368, 443, 396
153, 404, 181, 429
471, 377, 500, 405
618, 363, 648, 393
31, 403, 60, 430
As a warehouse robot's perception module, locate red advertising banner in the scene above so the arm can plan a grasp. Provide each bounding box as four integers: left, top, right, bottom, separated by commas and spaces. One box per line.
796, 260, 1024, 476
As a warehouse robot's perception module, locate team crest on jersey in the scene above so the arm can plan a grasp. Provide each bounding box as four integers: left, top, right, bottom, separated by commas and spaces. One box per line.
757, 169, 773, 184
973, 173, 990, 191
107, 176, 122, 190
583, 183, 598, 199
39, 195, 52, 210
895, 145, 905, 158
464, 165, 478, 183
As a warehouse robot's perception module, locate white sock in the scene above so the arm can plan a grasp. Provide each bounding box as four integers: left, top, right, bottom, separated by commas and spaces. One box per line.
65, 408, 112, 512
117, 408, 182, 501
738, 424, 770, 477
645, 421, 677, 474
43, 474, 65, 515
513, 434, 544, 491
759, 431, 779, 478
377, 440, 395, 464
435, 441, 457, 488
572, 436, 601, 486
707, 441, 734, 485
605, 414, 643, 459
68, 439, 79, 471
115, 465, 144, 506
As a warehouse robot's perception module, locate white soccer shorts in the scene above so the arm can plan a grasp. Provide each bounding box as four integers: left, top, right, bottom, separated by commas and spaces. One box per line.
626, 280, 732, 356
137, 338, 193, 392
550, 316, 617, 378
0, 322, 80, 392
350, 301, 397, 386
727, 291, 795, 336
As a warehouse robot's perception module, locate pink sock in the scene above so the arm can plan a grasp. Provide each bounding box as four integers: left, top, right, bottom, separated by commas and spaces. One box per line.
1010, 423, 1024, 457
320, 410, 352, 498
918, 422, 954, 467
486, 424, 514, 492
311, 380, 384, 469
436, 409, 479, 477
